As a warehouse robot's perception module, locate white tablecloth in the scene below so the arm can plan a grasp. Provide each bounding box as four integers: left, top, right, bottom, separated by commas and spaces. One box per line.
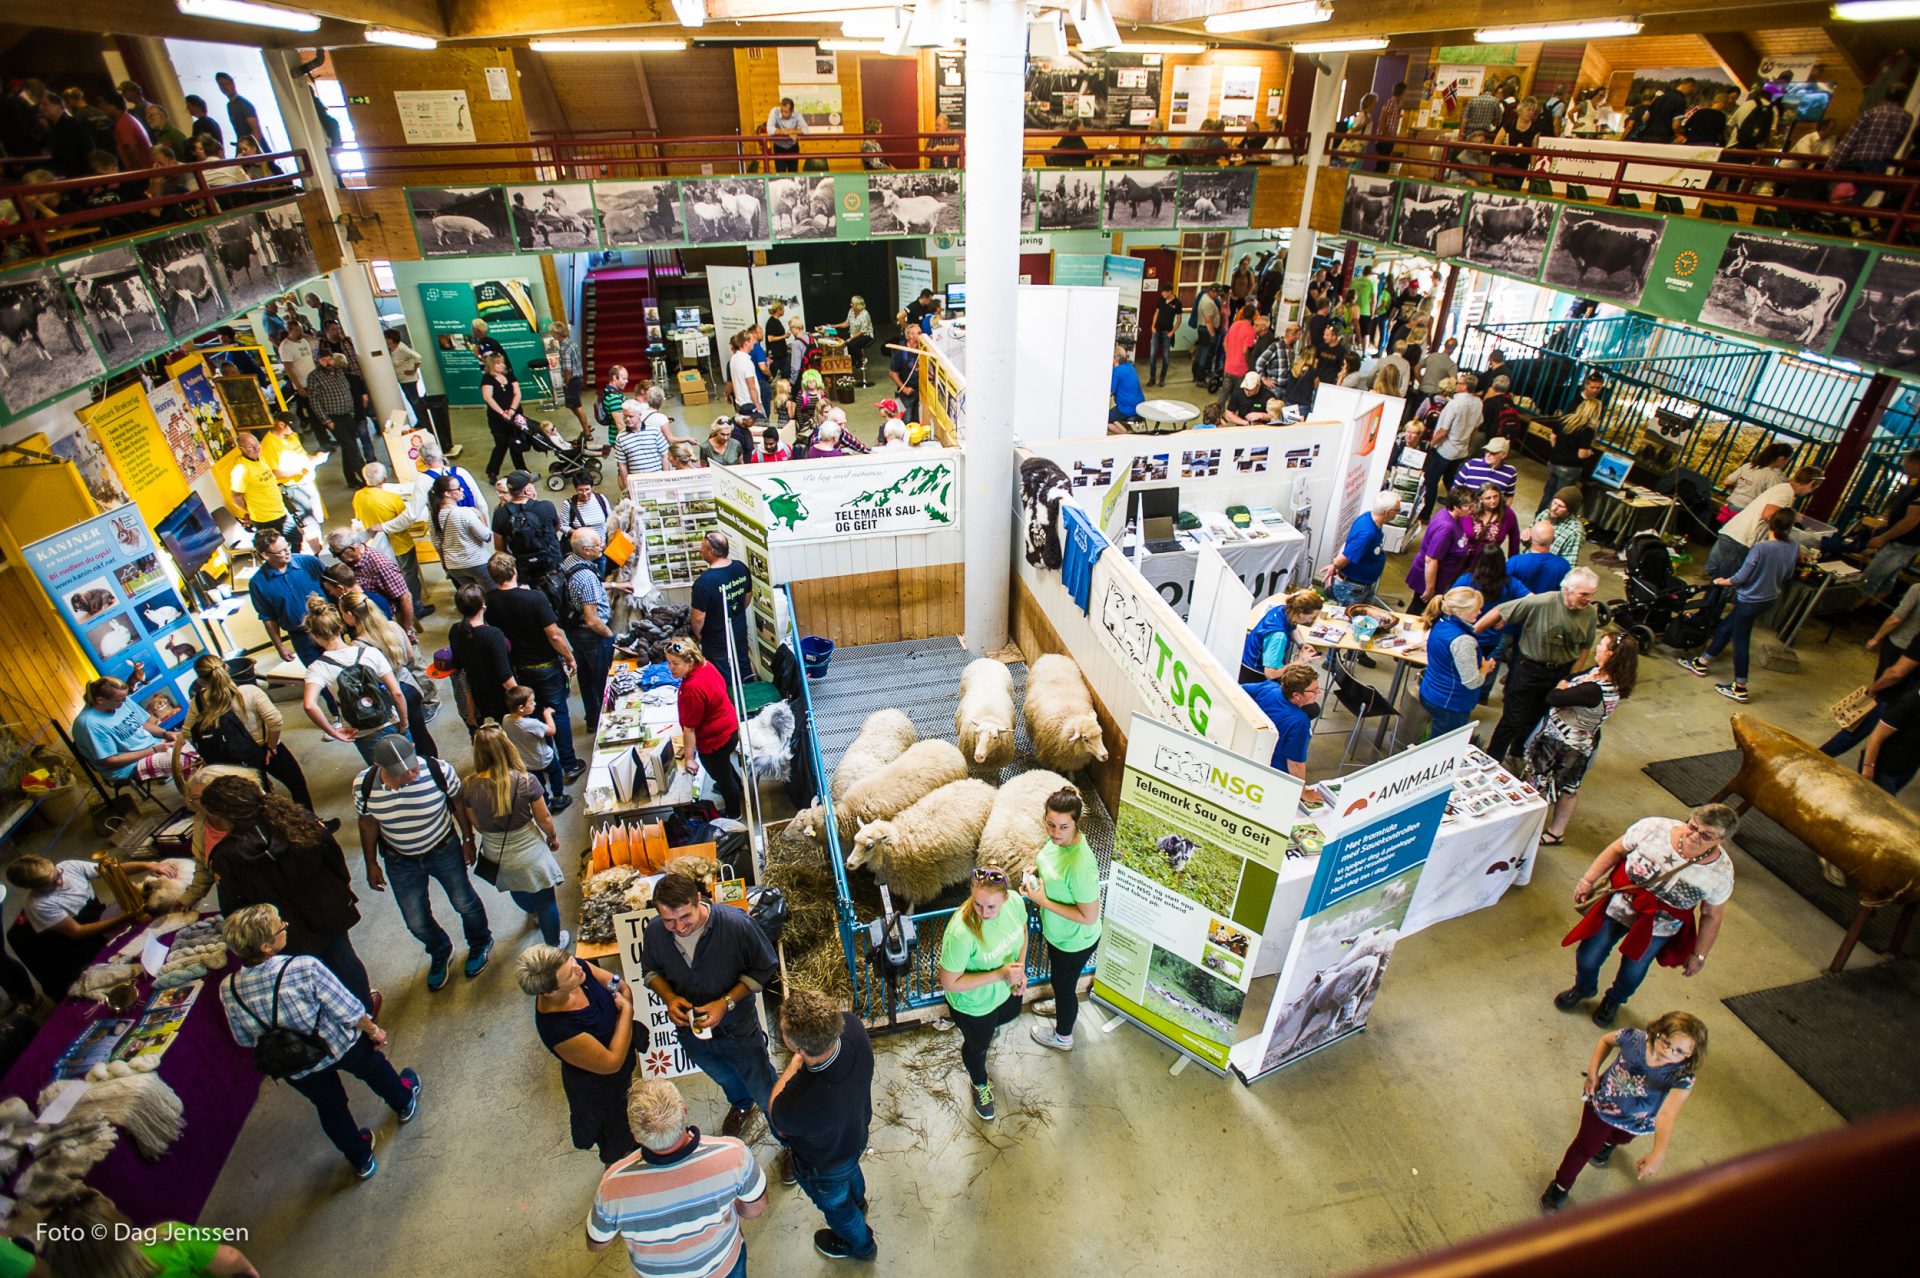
1138, 525, 1309, 618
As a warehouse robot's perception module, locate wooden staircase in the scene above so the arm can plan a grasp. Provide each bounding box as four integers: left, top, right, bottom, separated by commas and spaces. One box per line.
581, 264, 664, 387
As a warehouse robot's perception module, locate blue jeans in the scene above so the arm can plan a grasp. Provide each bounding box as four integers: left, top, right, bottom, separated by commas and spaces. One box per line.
794, 1155, 874, 1258
572, 629, 615, 731
1863, 539, 1919, 599
680, 1024, 776, 1115
382, 834, 492, 964
1572, 914, 1672, 1005
516, 662, 580, 770
1703, 533, 1749, 582
350, 722, 404, 765
1700, 597, 1771, 682
1149, 332, 1172, 383
510, 887, 562, 947
287, 1033, 411, 1166
1423, 698, 1477, 740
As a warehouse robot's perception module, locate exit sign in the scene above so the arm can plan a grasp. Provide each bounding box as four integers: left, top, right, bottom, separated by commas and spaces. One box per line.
346, 95, 372, 105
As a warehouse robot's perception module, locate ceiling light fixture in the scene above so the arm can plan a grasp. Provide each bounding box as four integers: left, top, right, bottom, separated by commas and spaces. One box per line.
1112, 42, 1210, 54
1030, 13, 1068, 58
819, 39, 888, 51
1293, 37, 1388, 52
1203, 2, 1332, 34
1474, 19, 1643, 41
528, 39, 690, 52
175, 0, 319, 33
1832, 0, 1920, 18
363, 29, 438, 49
1070, 0, 1122, 50
670, 0, 707, 25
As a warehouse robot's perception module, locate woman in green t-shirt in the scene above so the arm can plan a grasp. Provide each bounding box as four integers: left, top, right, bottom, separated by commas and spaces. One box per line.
1020, 786, 1103, 1053
938, 867, 1030, 1121
38, 1189, 259, 1276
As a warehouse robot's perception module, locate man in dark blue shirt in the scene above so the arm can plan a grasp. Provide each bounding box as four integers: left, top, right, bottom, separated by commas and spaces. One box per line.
1247, 663, 1319, 779
1506, 520, 1571, 594
769, 989, 876, 1261
690, 532, 754, 690
248, 527, 328, 665
1321, 492, 1400, 605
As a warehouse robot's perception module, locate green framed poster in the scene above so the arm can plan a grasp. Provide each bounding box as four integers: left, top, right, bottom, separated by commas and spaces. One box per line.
1635, 217, 1733, 325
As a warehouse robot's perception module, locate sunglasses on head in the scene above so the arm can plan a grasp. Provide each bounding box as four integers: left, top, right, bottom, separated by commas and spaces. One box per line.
972, 867, 1007, 885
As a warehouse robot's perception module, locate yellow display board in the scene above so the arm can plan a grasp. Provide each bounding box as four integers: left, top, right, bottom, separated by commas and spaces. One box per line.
81, 385, 190, 527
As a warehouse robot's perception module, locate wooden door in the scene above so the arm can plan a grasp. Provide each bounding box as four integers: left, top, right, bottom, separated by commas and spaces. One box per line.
1130, 246, 1177, 360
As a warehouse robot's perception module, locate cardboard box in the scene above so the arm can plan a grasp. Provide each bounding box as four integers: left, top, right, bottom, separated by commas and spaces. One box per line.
677, 369, 708, 405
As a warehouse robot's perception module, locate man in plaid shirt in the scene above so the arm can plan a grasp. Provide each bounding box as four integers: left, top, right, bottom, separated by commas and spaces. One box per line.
219, 903, 420, 1180
1831, 85, 1914, 205
1460, 89, 1504, 138
306, 349, 371, 490
1371, 80, 1408, 172
326, 531, 418, 635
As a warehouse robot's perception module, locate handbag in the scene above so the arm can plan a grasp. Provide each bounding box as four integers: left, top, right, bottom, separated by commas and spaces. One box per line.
474, 826, 508, 886
1832, 685, 1878, 732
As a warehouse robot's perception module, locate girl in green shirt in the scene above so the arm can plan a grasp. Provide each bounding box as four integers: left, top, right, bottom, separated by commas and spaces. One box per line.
938, 867, 1029, 1121
1020, 786, 1103, 1052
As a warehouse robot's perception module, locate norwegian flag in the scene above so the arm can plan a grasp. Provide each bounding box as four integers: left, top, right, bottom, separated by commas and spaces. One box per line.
1442, 78, 1459, 115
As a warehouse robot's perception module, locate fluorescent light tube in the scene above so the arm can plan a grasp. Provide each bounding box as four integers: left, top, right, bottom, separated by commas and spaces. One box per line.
528, 39, 690, 52
176, 0, 320, 33
1294, 37, 1388, 52
364, 29, 438, 49
1204, 3, 1332, 35
1475, 20, 1643, 41
1833, 0, 1920, 18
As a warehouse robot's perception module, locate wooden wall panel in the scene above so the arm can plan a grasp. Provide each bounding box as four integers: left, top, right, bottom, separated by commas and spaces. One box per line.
1253, 166, 1307, 231
733, 48, 868, 172
339, 187, 421, 263
297, 192, 346, 276
0, 570, 90, 730
1308, 166, 1349, 236
331, 45, 531, 185
788, 564, 963, 648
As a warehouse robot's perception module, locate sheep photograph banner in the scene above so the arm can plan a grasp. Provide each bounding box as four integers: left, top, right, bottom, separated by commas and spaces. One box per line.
1091, 713, 1302, 1074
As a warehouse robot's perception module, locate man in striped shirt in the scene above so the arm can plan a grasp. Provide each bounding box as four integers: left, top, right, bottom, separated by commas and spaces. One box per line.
355, 736, 492, 992
615, 390, 672, 487
1455, 437, 1518, 498
588, 1079, 768, 1278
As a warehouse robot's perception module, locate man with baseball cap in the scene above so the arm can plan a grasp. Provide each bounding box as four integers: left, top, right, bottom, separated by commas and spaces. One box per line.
1456, 437, 1517, 498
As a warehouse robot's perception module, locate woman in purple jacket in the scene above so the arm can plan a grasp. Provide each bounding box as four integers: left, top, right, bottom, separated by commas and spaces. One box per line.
1407, 485, 1477, 613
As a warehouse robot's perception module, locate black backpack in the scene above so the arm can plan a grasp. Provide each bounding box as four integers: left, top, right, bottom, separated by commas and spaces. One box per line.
556, 560, 604, 631
189, 693, 267, 769
505, 501, 562, 577
323, 648, 395, 732
359, 756, 453, 854
230, 961, 333, 1081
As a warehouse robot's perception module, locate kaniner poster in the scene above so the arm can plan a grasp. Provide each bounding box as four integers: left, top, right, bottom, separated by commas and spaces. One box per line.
1093, 714, 1304, 1072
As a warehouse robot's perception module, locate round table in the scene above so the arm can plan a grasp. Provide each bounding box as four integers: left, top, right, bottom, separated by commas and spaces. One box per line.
1135, 399, 1203, 433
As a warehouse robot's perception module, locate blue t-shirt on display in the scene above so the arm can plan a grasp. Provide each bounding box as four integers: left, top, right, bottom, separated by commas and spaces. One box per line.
1246, 679, 1311, 773
1506, 551, 1570, 594
1338, 513, 1388, 584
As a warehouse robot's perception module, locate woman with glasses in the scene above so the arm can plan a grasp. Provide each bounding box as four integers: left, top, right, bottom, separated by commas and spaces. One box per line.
1541, 1011, 1707, 1211
664, 637, 743, 818
938, 866, 1030, 1121
1020, 787, 1101, 1053
1556, 804, 1738, 1027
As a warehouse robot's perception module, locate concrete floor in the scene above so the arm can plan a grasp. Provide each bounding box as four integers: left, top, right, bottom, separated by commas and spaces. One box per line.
157, 386, 1876, 1274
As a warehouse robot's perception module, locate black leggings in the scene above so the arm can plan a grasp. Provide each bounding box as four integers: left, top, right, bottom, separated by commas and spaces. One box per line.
847, 334, 873, 379
264, 743, 313, 810
1047, 940, 1097, 1036
699, 732, 744, 818
950, 992, 1022, 1085
486, 414, 527, 481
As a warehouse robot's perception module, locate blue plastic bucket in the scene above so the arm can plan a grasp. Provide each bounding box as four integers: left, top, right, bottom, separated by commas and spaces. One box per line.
800, 636, 836, 679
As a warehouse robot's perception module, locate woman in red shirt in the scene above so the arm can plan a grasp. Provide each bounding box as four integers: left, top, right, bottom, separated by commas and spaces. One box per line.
1222, 305, 1261, 384
665, 637, 744, 817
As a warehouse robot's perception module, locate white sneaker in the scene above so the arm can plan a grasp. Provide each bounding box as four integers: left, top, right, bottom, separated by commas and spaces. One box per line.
1030, 1023, 1073, 1051
1030, 998, 1057, 1018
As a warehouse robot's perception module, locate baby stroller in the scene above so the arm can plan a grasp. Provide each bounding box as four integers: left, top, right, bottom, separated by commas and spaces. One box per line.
513, 414, 606, 491
1603, 530, 1716, 653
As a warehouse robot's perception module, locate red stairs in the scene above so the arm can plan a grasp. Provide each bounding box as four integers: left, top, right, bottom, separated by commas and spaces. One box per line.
582, 265, 656, 387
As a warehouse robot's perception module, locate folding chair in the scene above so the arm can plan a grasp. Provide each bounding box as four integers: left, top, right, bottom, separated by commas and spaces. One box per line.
1528, 178, 1555, 197
1564, 184, 1590, 201
1653, 194, 1686, 215
1613, 192, 1642, 209
1700, 203, 1739, 222
55, 720, 178, 839
1325, 659, 1403, 772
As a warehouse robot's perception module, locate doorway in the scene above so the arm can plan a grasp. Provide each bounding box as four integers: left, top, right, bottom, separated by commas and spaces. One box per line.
860, 59, 919, 163
1130, 246, 1177, 361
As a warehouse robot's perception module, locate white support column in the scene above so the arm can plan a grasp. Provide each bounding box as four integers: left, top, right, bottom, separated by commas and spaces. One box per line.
263, 50, 405, 430
1281, 53, 1349, 321
961, 0, 1023, 654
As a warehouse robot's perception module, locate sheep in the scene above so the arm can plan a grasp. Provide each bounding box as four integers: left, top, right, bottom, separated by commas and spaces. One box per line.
955, 658, 1017, 773
830, 708, 917, 804
1158, 834, 1197, 884
833, 739, 968, 845
1023, 654, 1109, 774
977, 768, 1074, 881
846, 778, 997, 904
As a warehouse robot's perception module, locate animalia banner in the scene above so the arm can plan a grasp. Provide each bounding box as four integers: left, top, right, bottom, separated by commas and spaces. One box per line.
1091, 714, 1306, 1074
146, 380, 213, 485
1231, 728, 1462, 1084
21, 506, 206, 727
406, 186, 515, 258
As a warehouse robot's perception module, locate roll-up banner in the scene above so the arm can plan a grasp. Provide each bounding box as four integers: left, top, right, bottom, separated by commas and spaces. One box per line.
420, 279, 545, 406
752, 261, 806, 332
708, 265, 757, 345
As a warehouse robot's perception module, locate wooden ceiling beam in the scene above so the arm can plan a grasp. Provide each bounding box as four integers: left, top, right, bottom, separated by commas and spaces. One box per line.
1149, 0, 1834, 39
1701, 32, 1761, 84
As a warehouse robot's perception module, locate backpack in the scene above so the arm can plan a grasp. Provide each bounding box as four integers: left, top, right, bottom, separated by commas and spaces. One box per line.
323, 648, 395, 732
359, 756, 453, 855
230, 961, 333, 1081
593, 395, 613, 428
505, 501, 562, 577
1186, 293, 1201, 330
556, 560, 604, 631
189, 692, 267, 769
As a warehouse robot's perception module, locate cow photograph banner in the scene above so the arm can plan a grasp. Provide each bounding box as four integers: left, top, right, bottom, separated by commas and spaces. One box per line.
1339, 174, 1395, 242
1541, 208, 1664, 306
1833, 252, 1920, 375
261, 202, 319, 294
0, 266, 105, 416
1394, 183, 1466, 254
1696, 231, 1870, 351
1462, 193, 1556, 281
57, 247, 174, 372
206, 212, 282, 314
135, 229, 230, 336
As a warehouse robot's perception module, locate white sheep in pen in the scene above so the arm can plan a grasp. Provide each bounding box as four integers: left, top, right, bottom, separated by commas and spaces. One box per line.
808, 739, 968, 846
830, 708, 917, 803
846, 778, 997, 904
976, 768, 1074, 881
1023, 654, 1110, 774
955, 658, 1017, 772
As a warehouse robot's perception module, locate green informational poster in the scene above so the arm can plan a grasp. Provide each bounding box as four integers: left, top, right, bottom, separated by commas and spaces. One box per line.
419, 279, 546, 407
832, 174, 870, 240
1054, 254, 1108, 287
1636, 218, 1733, 325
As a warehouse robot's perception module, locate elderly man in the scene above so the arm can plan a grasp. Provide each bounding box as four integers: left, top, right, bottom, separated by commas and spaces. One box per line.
355, 736, 490, 991
1456, 436, 1518, 497
1478, 566, 1600, 761
327, 530, 416, 635
1508, 520, 1572, 593
250, 528, 329, 665
353, 462, 430, 620
219, 903, 420, 1180
587, 1078, 768, 1275
73, 674, 180, 786
691, 532, 754, 692
641, 871, 781, 1138
1322, 491, 1401, 607
770, 988, 878, 1262
410, 434, 488, 524
1110, 344, 1145, 425
613, 391, 671, 486
561, 529, 619, 732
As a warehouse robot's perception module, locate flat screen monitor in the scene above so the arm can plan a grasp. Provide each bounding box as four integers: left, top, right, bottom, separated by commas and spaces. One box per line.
155, 493, 223, 578
1777, 82, 1831, 124
674, 307, 703, 329
945, 283, 967, 312
1589, 450, 1634, 491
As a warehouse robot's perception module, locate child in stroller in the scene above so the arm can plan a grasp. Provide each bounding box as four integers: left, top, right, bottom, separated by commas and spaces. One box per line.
513, 413, 606, 491
1603, 530, 1718, 652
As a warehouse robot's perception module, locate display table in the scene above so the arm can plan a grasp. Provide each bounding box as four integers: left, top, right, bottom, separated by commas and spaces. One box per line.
1583, 485, 1675, 543
583, 660, 685, 819
1250, 599, 1429, 754
1139, 519, 1308, 616
1134, 399, 1204, 433
0, 916, 261, 1226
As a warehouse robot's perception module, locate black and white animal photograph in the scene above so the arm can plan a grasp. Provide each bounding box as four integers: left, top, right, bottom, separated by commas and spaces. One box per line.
0, 266, 105, 415
1177, 169, 1255, 228
868, 172, 961, 236
206, 212, 281, 313
1018, 170, 1039, 230
1542, 209, 1663, 304
767, 175, 838, 240
1037, 170, 1103, 230
261, 203, 318, 292
682, 178, 770, 243
406, 186, 515, 257
1340, 174, 1395, 241
594, 180, 686, 247
1833, 252, 1920, 374
57, 248, 171, 369
1103, 169, 1177, 229
1254, 866, 1417, 1074
1114, 804, 1243, 917
1699, 233, 1869, 350
1019, 456, 1071, 568
135, 231, 230, 337
506, 184, 601, 251
1462, 194, 1555, 279
1394, 183, 1465, 253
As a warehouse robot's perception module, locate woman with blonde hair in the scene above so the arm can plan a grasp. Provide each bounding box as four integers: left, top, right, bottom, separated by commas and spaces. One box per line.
339, 588, 441, 759
663, 636, 743, 817
174, 653, 311, 807
939, 866, 1030, 1120
1369, 360, 1404, 397
1419, 586, 1497, 738
519, 943, 639, 1164
1240, 587, 1326, 684
300, 596, 408, 765
464, 724, 568, 949
480, 350, 525, 483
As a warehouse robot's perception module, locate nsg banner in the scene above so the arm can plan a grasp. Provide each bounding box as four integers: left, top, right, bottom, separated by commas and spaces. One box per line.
1092, 714, 1308, 1073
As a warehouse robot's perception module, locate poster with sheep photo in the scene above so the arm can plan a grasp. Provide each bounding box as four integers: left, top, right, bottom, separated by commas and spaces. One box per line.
260, 202, 319, 294
682, 178, 770, 244
406, 186, 515, 257
1697, 232, 1870, 351
0, 265, 106, 416
1393, 183, 1466, 254
1176, 169, 1255, 229
593, 180, 686, 248
1339, 174, 1395, 242
1102, 169, 1177, 229
1462, 193, 1555, 281
767, 175, 838, 240
1541, 208, 1663, 306
135, 229, 230, 339
206, 212, 283, 315
57, 247, 173, 371
1036, 171, 1104, 231
1834, 253, 1920, 374
867, 171, 962, 236
506, 184, 602, 252
1089, 714, 1301, 1071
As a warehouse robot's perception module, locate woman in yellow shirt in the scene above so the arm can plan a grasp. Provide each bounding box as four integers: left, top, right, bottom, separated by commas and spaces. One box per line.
938, 868, 1029, 1121
260, 412, 320, 538
1020, 787, 1102, 1052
